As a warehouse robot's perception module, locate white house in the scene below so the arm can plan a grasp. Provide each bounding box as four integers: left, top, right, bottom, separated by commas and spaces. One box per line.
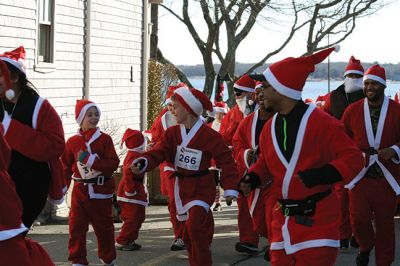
0, 0, 157, 139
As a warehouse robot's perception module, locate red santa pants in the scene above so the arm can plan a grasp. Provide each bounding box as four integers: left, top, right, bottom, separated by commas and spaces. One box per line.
68, 187, 116, 265
0, 235, 54, 266
349, 178, 397, 266
116, 202, 145, 245
333, 182, 352, 239
183, 206, 214, 266
270, 247, 338, 266
248, 189, 270, 240
166, 177, 185, 239
238, 194, 259, 245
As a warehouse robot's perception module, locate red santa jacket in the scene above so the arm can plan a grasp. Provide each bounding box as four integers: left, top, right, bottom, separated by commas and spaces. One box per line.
62, 128, 119, 199
136, 119, 239, 220
117, 150, 148, 206
249, 105, 364, 254
2, 96, 65, 205
342, 96, 400, 194
0, 124, 28, 238
220, 105, 244, 146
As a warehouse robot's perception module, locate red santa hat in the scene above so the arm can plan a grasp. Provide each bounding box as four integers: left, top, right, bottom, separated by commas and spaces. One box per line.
363, 64, 386, 87
0, 60, 14, 100
0, 46, 27, 74
120, 128, 145, 150
343, 56, 364, 77
75, 99, 101, 125
251, 45, 340, 100
255, 81, 264, 90
173, 87, 213, 116
214, 101, 228, 114
165, 83, 188, 105
234, 74, 256, 93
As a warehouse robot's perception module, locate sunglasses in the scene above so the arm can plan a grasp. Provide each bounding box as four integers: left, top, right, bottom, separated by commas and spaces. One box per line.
235, 91, 243, 96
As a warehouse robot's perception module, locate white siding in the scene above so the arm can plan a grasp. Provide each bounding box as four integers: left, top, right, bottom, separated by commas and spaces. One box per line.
0, 0, 145, 143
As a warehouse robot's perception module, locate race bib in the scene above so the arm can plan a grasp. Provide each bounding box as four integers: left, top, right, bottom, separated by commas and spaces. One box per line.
175, 145, 202, 171
77, 161, 102, 179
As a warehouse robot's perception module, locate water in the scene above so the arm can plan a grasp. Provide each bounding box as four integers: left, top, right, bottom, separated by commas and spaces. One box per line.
189, 78, 399, 101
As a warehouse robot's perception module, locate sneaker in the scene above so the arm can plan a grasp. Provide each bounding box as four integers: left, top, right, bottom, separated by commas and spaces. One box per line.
356, 251, 370, 266
350, 235, 359, 248
340, 238, 349, 249
235, 242, 258, 254
115, 242, 141, 251
213, 203, 222, 212
170, 238, 185, 251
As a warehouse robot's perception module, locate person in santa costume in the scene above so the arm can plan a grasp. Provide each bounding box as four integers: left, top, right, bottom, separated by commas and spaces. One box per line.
232, 81, 275, 259
342, 64, 400, 266
115, 128, 148, 251
322, 55, 366, 250
240, 46, 364, 266
0, 47, 65, 231
0, 123, 54, 266
218, 74, 260, 254
61, 99, 119, 266
131, 87, 239, 266
208, 101, 229, 211
150, 83, 188, 251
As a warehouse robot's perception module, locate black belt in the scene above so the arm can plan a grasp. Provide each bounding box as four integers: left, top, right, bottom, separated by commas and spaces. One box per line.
175, 170, 209, 179
364, 147, 378, 155
74, 176, 112, 185
278, 189, 331, 217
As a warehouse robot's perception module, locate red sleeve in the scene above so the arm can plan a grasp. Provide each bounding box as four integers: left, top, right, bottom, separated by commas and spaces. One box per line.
5, 99, 65, 162
61, 140, 75, 187
142, 128, 175, 172
91, 135, 120, 174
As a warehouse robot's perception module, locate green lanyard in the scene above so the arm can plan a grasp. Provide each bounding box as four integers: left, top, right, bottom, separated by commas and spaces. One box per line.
283, 117, 287, 151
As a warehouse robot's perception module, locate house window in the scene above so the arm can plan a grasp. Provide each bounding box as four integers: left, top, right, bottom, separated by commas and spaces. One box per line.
38, 0, 54, 63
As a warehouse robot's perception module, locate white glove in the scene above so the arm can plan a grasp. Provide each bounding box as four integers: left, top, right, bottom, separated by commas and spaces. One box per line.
2, 111, 11, 135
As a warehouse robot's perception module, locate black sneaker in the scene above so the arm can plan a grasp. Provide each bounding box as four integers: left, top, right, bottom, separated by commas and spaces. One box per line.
213, 203, 222, 211
356, 251, 370, 266
115, 241, 142, 251
340, 239, 349, 248
350, 235, 359, 248
235, 242, 258, 254
170, 238, 185, 251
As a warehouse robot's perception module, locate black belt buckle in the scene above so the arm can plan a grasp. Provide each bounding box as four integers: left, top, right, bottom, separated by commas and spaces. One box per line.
97, 176, 105, 186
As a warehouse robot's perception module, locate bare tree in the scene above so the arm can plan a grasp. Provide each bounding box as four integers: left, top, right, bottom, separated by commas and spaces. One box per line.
159, 0, 388, 104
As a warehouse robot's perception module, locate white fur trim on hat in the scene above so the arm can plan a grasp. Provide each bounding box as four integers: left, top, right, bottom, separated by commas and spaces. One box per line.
5, 89, 15, 100
263, 68, 302, 100
334, 44, 340, 52
214, 107, 227, 114
363, 74, 386, 86
76, 103, 101, 125
233, 83, 255, 93
0, 57, 26, 74
343, 69, 364, 77
175, 87, 203, 116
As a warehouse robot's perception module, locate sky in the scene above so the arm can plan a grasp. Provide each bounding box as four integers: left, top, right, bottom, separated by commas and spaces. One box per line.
158, 1, 400, 65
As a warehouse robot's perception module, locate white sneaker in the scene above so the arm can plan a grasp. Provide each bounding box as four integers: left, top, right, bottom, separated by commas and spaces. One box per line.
170, 238, 185, 251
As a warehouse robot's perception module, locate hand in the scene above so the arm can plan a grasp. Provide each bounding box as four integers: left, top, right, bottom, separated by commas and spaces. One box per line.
130, 162, 141, 175
378, 147, 396, 160
225, 196, 234, 206
77, 150, 89, 163
246, 150, 255, 166
239, 175, 253, 197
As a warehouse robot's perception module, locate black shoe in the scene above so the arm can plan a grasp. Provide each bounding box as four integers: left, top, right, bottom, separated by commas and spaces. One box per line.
340, 238, 349, 249
235, 242, 258, 254
356, 251, 370, 266
350, 235, 359, 248
213, 203, 222, 211
170, 238, 185, 251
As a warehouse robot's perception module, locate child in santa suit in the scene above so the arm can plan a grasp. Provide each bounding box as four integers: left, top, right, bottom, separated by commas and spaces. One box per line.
0, 123, 54, 266
61, 100, 120, 266
131, 87, 240, 266
115, 128, 148, 251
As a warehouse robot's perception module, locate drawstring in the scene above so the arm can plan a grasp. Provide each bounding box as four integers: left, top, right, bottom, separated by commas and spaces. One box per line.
283, 117, 287, 151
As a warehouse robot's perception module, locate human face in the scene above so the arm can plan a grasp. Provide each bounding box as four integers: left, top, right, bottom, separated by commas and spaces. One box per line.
255, 87, 264, 108
345, 73, 363, 79
363, 79, 385, 103
215, 112, 225, 122
234, 90, 247, 99
81, 106, 100, 130
171, 99, 190, 124
261, 81, 279, 112
166, 102, 174, 112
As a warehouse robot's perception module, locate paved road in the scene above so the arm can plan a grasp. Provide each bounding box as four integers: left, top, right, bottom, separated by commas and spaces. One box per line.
30, 202, 400, 265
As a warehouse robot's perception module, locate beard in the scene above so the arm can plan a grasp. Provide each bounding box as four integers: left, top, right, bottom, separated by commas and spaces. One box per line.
364, 88, 384, 102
